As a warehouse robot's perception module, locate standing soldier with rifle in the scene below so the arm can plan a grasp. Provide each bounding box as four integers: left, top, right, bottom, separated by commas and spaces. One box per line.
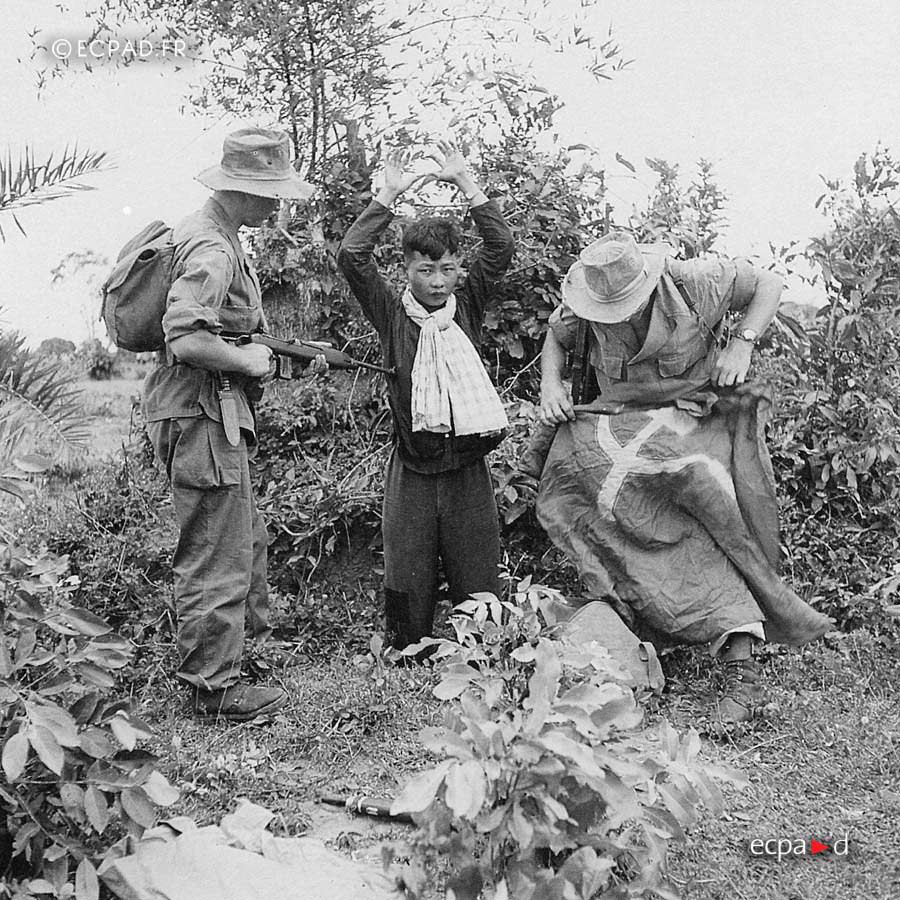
142, 127, 325, 722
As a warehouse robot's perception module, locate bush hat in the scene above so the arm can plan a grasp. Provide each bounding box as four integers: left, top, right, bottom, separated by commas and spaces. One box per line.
562, 231, 672, 323
196, 127, 314, 200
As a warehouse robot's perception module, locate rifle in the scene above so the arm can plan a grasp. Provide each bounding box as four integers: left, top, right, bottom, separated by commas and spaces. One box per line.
223, 332, 394, 378
319, 794, 413, 824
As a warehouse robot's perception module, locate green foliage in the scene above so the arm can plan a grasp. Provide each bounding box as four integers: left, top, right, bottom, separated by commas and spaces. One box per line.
774, 146, 900, 508
74, 1, 626, 178
0, 544, 178, 897
252, 375, 389, 587
473, 132, 605, 385
0, 145, 107, 241
632, 157, 728, 258
18, 447, 174, 642
71, 0, 628, 394
35, 341, 76, 359
760, 146, 900, 621
0, 329, 89, 487
390, 586, 734, 900
76, 341, 115, 382
252, 375, 573, 608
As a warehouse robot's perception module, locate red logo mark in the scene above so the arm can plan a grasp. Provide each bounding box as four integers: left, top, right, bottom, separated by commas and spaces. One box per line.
810, 839, 830, 855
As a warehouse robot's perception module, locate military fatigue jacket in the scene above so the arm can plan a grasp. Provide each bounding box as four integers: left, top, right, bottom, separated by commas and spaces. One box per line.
143, 198, 266, 438
549, 256, 760, 406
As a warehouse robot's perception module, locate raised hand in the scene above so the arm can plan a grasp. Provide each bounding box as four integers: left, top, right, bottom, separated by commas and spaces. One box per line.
427, 139, 470, 186
380, 149, 434, 202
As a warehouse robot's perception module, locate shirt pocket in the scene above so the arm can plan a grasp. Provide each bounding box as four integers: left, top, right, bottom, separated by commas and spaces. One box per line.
655, 314, 710, 377
218, 258, 263, 333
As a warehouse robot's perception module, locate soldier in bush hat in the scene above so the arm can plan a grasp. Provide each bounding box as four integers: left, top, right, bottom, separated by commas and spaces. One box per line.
142, 127, 321, 722
536, 231, 831, 724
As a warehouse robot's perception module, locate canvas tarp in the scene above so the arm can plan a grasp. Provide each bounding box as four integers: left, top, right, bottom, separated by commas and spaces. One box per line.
99, 800, 401, 900
527, 386, 832, 647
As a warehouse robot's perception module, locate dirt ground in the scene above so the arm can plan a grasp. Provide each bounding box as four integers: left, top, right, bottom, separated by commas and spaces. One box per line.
120, 626, 900, 900
68, 375, 900, 900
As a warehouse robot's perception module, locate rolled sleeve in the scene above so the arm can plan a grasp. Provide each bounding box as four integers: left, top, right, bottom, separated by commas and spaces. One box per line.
730, 258, 760, 311
163, 238, 234, 342
548, 302, 581, 351
668, 257, 746, 325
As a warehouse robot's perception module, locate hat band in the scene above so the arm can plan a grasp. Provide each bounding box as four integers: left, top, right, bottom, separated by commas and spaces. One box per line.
220, 163, 297, 182
589, 265, 648, 304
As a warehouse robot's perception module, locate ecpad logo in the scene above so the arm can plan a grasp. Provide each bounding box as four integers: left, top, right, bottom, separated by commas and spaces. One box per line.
748, 834, 850, 861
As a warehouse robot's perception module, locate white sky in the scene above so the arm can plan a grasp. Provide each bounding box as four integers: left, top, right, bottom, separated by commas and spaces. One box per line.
1, 0, 899, 346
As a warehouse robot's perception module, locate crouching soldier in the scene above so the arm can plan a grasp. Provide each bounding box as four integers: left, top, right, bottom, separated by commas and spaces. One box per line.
337, 141, 514, 649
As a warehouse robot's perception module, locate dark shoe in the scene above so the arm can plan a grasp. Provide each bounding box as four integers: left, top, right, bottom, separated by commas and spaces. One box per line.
193, 683, 287, 722
716, 657, 763, 723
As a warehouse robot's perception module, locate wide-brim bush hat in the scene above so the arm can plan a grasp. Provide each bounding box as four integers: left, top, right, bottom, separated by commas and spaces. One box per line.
562, 231, 672, 323
196, 127, 314, 200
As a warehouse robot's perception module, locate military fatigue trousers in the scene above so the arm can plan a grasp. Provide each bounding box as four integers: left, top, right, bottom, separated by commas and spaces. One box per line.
149, 416, 270, 690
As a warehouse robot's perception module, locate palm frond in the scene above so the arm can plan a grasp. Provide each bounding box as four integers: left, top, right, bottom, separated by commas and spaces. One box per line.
0, 330, 89, 468
0, 144, 109, 237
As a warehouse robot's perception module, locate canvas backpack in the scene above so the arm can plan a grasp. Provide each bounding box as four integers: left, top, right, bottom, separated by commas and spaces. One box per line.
101, 220, 176, 352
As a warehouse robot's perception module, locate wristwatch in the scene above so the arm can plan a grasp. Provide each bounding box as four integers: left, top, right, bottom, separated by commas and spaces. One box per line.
735, 328, 759, 345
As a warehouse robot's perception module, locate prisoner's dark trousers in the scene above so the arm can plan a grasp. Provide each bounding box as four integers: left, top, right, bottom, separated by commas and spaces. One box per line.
382, 449, 501, 650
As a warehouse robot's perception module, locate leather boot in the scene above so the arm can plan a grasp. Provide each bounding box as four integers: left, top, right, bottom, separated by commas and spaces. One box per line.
716, 634, 763, 723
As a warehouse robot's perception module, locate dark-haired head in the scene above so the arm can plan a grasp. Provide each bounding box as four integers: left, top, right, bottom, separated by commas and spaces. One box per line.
402, 217, 460, 262
402, 218, 462, 308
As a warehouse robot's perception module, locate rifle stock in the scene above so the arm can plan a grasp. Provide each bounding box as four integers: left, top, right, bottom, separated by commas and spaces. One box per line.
224, 332, 394, 376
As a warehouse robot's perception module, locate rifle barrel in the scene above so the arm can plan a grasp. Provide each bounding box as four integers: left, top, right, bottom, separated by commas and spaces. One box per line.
318, 794, 413, 824
232, 333, 394, 376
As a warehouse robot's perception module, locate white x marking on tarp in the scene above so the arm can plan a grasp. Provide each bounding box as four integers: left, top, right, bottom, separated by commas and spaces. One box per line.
594, 406, 736, 511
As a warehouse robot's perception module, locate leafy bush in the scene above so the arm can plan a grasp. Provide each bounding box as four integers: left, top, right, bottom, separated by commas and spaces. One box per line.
0, 329, 88, 476
761, 145, 900, 622
390, 585, 735, 900
253, 376, 573, 606
0, 544, 178, 898
18, 449, 174, 638
774, 147, 900, 506
252, 375, 389, 588
35, 340, 76, 359
77, 341, 115, 382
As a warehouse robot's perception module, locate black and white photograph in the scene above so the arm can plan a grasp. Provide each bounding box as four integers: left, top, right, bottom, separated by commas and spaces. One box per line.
1, 2, 898, 898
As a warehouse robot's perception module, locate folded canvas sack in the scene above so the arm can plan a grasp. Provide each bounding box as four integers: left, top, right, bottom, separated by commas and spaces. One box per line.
556, 599, 665, 693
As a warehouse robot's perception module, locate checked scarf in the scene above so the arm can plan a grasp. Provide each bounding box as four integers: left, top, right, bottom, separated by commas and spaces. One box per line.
401, 288, 508, 436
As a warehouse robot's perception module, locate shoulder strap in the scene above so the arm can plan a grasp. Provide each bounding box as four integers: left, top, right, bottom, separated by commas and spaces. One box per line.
571, 318, 595, 405
672, 275, 725, 344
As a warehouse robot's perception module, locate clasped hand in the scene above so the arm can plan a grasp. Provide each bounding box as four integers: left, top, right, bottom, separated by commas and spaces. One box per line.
539, 380, 576, 426
711, 340, 753, 387
382, 139, 470, 195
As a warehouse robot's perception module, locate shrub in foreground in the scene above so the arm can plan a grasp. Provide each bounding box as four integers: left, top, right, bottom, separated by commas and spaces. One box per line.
0, 544, 178, 899
390, 584, 739, 900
